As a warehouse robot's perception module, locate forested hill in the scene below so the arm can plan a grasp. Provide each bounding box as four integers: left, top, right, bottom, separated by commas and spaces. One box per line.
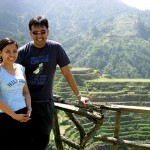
66, 13, 150, 78
0, 0, 150, 78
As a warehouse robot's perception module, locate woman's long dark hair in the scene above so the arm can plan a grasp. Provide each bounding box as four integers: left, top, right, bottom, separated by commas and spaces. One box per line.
0, 37, 18, 63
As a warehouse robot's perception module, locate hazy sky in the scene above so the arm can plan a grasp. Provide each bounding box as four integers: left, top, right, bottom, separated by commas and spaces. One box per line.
121, 0, 150, 10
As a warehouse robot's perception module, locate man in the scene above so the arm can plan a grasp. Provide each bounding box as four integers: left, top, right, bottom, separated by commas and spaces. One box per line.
17, 16, 88, 150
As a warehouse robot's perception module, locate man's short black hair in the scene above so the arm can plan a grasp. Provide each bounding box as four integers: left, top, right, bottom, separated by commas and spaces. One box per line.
29, 16, 49, 30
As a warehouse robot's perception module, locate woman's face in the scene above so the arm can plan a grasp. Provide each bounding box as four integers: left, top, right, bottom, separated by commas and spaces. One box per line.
0, 44, 18, 65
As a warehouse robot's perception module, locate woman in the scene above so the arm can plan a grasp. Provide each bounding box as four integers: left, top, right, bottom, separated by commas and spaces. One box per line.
0, 37, 32, 150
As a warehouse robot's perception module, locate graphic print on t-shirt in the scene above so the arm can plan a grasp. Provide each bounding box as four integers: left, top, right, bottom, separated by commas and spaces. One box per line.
28, 55, 49, 86
33, 63, 43, 74
7, 79, 25, 87
31, 55, 48, 65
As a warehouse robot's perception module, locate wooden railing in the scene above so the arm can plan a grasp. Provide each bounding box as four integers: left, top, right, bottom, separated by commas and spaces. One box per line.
53, 96, 150, 150
95, 104, 150, 150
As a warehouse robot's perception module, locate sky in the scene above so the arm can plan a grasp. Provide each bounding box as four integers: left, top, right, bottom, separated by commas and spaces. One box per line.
121, 0, 150, 10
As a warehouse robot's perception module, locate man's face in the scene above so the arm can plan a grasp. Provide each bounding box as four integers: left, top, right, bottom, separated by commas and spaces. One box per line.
30, 25, 49, 48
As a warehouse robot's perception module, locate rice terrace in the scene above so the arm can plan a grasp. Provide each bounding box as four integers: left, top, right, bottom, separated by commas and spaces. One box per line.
51, 67, 150, 150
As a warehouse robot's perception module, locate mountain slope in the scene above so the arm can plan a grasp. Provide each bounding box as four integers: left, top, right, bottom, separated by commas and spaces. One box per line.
0, 0, 150, 78
64, 13, 150, 78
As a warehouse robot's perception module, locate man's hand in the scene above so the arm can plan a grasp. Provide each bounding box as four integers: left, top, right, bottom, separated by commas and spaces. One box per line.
27, 107, 32, 117
77, 96, 89, 107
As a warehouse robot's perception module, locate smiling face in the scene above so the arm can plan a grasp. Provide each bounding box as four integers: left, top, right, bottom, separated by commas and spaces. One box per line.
0, 44, 18, 66
30, 25, 49, 48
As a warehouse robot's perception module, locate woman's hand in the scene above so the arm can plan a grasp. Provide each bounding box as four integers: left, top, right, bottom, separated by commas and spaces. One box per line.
12, 113, 31, 122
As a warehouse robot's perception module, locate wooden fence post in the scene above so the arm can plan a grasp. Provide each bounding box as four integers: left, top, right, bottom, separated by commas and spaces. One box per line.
112, 111, 121, 150
53, 109, 63, 150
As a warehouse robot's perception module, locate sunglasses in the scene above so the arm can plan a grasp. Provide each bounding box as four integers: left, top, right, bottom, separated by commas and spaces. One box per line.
31, 30, 47, 35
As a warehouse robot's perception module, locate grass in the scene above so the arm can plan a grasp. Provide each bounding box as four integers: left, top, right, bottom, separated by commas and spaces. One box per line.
71, 67, 92, 71
87, 78, 150, 82
89, 91, 126, 95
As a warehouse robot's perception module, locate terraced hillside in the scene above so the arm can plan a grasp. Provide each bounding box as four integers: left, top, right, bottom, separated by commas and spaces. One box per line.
52, 67, 150, 150
54, 67, 101, 101
87, 78, 150, 104
54, 67, 150, 105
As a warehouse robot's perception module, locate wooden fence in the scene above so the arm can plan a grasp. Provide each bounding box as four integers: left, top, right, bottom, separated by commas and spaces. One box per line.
53, 96, 150, 150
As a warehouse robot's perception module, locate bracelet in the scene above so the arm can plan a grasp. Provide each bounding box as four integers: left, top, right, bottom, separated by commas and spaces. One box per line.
28, 107, 32, 110
77, 93, 82, 97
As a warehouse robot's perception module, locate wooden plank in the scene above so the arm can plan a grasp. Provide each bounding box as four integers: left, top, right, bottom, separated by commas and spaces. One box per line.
95, 135, 150, 149
54, 102, 103, 120
101, 105, 150, 114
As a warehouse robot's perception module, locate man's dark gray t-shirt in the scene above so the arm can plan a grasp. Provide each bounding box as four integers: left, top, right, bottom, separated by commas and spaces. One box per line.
17, 40, 70, 102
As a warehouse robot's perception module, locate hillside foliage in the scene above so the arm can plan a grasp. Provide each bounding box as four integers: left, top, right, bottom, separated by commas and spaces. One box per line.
0, 0, 150, 78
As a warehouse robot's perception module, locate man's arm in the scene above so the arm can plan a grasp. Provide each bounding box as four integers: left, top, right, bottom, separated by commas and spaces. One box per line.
60, 65, 89, 106
23, 74, 32, 116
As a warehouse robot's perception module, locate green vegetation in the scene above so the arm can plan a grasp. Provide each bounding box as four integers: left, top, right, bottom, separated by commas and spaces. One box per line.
1, 0, 150, 78
52, 67, 150, 149
88, 78, 150, 82
0, 1, 150, 148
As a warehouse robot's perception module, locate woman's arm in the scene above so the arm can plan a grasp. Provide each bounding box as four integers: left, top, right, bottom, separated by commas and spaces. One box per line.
0, 99, 30, 122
